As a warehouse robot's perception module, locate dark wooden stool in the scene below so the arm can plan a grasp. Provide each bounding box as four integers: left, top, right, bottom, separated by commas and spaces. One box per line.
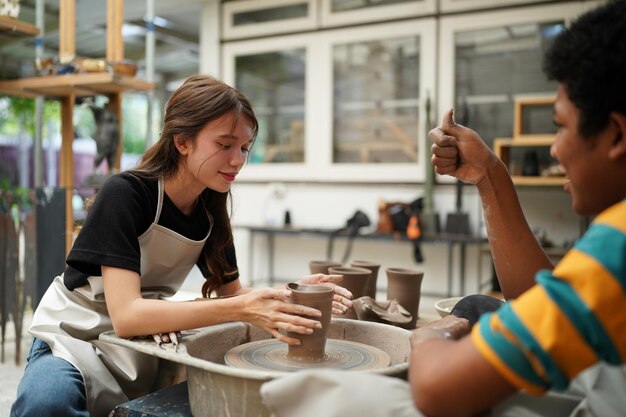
112, 381, 192, 417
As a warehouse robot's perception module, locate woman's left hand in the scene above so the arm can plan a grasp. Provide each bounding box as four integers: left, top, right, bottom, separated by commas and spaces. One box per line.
295, 274, 353, 315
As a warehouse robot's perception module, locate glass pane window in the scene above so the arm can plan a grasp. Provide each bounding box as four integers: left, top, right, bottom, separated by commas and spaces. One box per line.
235, 49, 306, 164
333, 36, 420, 163
232, 3, 309, 26
331, 0, 416, 13
454, 21, 563, 147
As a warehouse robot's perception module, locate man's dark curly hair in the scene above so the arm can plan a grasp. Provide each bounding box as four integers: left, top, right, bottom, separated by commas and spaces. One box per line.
543, 0, 626, 139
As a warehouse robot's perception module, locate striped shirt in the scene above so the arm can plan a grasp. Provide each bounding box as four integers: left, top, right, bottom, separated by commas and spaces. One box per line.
472, 198, 626, 394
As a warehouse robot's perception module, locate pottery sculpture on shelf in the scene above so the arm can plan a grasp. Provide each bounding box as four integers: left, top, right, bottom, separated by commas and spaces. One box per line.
353, 296, 412, 328
328, 266, 372, 319
285, 283, 334, 361
350, 260, 380, 299
309, 260, 343, 275
385, 267, 424, 329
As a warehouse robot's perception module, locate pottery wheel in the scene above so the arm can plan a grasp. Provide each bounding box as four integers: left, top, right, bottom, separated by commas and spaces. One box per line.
224, 338, 391, 372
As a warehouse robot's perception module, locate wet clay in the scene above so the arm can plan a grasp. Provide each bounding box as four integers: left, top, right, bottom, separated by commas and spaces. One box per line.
350, 260, 381, 299
328, 266, 372, 319
224, 338, 391, 372
353, 296, 412, 327
285, 283, 333, 361
385, 267, 424, 329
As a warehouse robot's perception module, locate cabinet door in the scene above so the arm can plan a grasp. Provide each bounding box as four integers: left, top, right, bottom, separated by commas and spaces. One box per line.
223, 19, 436, 183
437, 1, 601, 154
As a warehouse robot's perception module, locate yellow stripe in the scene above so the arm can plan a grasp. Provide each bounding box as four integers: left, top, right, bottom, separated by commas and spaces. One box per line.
471, 325, 546, 395
594, 200, 626, 234
553, 249, 626, 361
509, 286, 597, 379
491, 317, 549, 382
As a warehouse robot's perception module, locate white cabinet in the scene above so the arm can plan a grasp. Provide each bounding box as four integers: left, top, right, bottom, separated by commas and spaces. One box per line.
219, 0, 601, 185
223, 18, 436, 183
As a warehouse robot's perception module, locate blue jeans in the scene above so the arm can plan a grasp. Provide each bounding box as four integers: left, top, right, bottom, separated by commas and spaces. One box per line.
11, 338, 89, 417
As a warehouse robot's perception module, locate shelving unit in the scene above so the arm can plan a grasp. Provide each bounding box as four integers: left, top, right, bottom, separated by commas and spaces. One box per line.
494, 137, 566, 186
0, 15, 39, 39
494, 95, 565, 187
0, 0, 153, 254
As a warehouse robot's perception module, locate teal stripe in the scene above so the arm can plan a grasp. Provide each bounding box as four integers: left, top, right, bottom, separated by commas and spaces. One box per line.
477, 312, 549, 390
498, 303, 570, 390
537, 270, 621, 365
574, 223, 626, 291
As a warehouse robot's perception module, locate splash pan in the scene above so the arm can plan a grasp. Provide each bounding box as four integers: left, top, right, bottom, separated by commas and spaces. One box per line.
100, 318, 411, 417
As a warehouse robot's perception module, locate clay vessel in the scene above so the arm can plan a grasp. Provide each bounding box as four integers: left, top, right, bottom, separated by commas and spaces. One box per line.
328, 266, 372, 319
285, 283, 334, 361
350, 260, 380, 299
385, 267, 424, 329
309, 260, 342, 275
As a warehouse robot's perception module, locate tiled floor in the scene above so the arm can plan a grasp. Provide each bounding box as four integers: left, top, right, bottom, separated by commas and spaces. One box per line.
0, 313, 31, 417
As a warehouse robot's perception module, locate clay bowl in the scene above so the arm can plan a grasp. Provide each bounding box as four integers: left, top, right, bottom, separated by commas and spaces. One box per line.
112, 60, 138, 77
434, 296, 463, 318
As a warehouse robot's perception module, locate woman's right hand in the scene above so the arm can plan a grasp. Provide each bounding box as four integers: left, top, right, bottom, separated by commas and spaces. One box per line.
239, 287, 323, 345
429, 109, 502, 186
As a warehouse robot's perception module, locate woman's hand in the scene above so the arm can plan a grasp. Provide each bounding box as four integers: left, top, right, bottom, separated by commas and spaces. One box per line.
239, 287, 324, 345
295, 274, 353, 315
429, 109, 501, 185
410, 315, 470, 348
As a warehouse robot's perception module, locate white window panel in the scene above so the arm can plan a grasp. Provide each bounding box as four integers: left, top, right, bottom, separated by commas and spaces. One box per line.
223, 18, 436, 183
320, 0, 436, 27
440, 0, 548, 13
222, 0, 317, 40
436, 1, 602, 185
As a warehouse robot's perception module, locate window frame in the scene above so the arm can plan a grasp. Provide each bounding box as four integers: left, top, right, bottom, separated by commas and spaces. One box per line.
319, 0, 436, 28
223, 18, 436, 183
222, 0, 318, 40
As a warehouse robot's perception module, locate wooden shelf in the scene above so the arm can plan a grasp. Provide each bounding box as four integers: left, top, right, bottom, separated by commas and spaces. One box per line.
494, 137, 567, 187
0, 15, 39, 39
509, 176, 566, 186
0, 73, 154, 99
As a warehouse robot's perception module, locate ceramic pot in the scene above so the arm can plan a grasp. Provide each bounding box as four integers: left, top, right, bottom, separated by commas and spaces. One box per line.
328, 266, 372, 319
285, 283, 333, 361
385, 267, 424, 329
350, 260, 380, 299
309, 260, 342, 275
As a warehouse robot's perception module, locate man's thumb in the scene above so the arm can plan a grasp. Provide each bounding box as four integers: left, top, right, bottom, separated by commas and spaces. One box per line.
442, 108, 456, 129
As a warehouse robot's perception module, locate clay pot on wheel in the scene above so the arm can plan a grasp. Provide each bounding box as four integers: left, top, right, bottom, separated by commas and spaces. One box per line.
285, 283, 334, 361
328, 266, 372, 319
385, 267, 424, 329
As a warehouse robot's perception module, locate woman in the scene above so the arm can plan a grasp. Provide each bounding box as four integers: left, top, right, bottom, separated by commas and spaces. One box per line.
11, 75, 352, 417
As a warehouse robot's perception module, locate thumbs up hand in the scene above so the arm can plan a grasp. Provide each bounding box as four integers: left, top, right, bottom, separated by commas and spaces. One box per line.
428, 109, 501, 185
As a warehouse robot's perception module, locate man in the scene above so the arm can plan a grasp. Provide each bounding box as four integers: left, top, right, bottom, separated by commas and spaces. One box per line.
260, 1, 626, 416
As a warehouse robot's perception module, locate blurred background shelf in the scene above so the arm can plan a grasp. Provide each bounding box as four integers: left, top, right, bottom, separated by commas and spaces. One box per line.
0, 72, 153, 98
0, 15, 39, 39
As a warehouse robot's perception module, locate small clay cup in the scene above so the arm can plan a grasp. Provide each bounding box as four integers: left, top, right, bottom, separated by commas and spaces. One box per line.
350, 260, 381, 299
385, 267, 424, 329
309, 260, 343, 275
286, 283, 334, 361
328, 266, 372, 319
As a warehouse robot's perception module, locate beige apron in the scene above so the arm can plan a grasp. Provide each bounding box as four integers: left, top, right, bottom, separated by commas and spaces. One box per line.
29, 178, 211, 416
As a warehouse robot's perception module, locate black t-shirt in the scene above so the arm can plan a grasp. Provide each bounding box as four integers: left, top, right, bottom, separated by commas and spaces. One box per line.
64, 172, 239, 290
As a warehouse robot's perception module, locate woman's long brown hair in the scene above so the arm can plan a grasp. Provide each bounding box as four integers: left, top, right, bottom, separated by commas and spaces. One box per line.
132, 75, 258, 297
